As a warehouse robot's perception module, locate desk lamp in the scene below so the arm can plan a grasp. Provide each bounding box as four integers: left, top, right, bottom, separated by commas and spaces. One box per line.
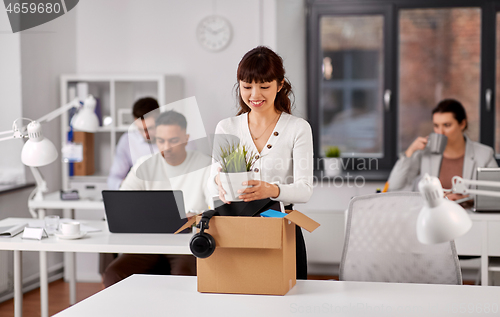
0, 95, 99, 207
417, 174, 472, 244
450, 175, 500, 198
417, 173, 500, 244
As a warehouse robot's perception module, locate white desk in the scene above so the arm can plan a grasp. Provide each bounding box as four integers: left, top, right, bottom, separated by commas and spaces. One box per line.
0, 217, 193, 317
455, 210, 500, 285
27, 191, 104, 219
27, 192, 105, 311
54, 275, 500, 317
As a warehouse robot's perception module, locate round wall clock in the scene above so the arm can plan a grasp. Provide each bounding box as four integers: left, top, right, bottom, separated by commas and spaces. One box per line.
197, 15, 232, 52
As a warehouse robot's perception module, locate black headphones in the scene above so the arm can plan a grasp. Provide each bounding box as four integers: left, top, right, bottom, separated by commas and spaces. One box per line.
189, 210, 217, 258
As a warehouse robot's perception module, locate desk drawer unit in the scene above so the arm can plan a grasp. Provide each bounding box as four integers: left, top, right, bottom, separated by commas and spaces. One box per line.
455, 220, 482, 256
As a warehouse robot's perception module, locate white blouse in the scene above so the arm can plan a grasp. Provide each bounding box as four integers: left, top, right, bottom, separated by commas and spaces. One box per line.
209, 112, 314, 205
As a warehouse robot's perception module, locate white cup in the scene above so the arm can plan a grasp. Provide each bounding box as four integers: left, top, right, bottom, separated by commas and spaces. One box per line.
60, 222, 80, 236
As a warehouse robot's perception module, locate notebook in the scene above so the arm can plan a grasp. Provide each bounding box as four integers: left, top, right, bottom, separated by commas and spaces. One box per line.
0, 223, 27, 238
102, 190, 190, 233
473, 167, 500, 212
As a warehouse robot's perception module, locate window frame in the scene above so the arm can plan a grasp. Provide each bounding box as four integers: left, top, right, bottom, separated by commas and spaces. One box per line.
307, 0, 500, 179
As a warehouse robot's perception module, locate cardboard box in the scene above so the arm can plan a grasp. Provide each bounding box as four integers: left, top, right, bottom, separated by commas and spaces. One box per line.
177, 211, 319, 295
73, 132, 95, 176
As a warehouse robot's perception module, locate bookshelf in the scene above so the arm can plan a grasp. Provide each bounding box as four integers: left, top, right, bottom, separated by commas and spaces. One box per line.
59, 74, 184, 192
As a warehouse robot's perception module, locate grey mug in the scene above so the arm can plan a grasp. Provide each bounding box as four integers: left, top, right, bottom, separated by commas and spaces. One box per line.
426, 133, 448, 154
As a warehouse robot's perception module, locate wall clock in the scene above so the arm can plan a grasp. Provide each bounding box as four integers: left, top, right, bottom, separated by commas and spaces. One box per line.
197, 15, 232, 52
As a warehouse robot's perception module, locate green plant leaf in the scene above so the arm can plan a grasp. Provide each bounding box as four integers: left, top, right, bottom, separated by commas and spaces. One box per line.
325, 146, 341, 158
216, 141, 260, 173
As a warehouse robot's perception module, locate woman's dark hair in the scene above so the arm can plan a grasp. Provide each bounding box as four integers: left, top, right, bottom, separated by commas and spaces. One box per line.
132, 97, 159, 118
432, 99, 468, 130
235, 46, 293, 115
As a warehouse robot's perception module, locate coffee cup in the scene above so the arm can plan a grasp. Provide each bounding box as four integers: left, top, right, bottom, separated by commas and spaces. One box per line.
426, 133, 448, 154
60, 222, 80, 236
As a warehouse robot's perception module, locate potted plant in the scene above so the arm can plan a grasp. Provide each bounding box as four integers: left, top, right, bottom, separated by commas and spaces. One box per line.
324, 146, 342, 177
217, 142, 260, 201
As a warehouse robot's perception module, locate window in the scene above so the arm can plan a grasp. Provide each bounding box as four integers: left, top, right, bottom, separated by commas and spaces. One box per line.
308, 0, 500, 178
321, 15, 384, 156
399, 8, 481, 151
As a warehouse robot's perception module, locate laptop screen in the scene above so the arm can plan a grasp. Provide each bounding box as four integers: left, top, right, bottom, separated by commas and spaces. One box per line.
102, 190, 190, 233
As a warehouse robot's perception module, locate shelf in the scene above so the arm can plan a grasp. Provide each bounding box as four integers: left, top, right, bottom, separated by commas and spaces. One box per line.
65, 126, 128, 133
61, 74, 183, 191
70, 175, 108, 182
61, 74, 165, 82
0, 182, 36, 195
115, 127, 129, 132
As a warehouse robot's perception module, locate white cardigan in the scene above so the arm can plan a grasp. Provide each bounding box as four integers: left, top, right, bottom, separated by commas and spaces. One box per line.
209, 112, 314, 205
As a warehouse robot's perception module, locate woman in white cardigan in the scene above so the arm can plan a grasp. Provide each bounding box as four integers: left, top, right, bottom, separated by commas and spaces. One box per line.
210, 46, 314, 279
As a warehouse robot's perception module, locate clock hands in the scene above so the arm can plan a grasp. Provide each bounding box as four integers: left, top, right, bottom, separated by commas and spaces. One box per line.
212, 27, 227, 34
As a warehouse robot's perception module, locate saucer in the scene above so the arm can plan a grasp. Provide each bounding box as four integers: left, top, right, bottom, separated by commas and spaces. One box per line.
55, 231, 87, 240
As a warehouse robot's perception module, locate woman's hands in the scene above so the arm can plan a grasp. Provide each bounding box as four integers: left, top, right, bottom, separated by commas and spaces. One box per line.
445, 192, 473, 208
216, 167, 280, 203
405, 136, 428, 158
445, 192, 469, 201
237, 180, 279, 202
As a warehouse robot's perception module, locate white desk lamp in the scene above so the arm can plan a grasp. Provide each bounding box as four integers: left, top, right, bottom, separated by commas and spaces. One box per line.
417, 174, 472, 244
450, 176, 500, 198
417, 173, 500, 244
0, 95, 99, 208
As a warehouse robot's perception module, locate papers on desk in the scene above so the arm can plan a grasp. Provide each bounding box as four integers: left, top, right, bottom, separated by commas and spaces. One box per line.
27, 219, 101, 233
0, 223, 27, 238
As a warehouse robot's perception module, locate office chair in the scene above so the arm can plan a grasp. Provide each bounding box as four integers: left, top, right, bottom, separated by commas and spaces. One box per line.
340, 192, 462, 285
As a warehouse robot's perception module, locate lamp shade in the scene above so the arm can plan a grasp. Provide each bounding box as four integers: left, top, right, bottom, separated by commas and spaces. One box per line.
71, 95, 99, 132
417, 174, 472, 244
21, 121, 58, 167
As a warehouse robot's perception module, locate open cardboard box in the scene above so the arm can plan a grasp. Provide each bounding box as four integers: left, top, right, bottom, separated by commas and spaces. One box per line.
176, 210, 320, 295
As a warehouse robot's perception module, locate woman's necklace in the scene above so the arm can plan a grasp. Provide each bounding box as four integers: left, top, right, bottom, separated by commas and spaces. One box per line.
249, 113, 281, 140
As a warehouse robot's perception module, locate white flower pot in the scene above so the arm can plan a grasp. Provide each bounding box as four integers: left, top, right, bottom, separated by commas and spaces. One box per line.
324, 157, 342, 177
220, 171, 253, 202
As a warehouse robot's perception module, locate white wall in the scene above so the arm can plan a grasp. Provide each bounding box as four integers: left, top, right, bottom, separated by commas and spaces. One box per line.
0, 5, 77, 300
0, 7, 24, 184
277, 0, 307, 118
75, 0, 279, 135
0, 0, 30, 297
21, 6, 77, 195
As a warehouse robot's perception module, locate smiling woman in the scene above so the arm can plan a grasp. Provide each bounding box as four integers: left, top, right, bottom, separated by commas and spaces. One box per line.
208, 46, 314, 280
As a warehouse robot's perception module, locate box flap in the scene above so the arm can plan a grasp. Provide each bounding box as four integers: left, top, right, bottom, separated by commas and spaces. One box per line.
174, 217, 196, 234
284, 210, 320, 233
207, 217, 283, 249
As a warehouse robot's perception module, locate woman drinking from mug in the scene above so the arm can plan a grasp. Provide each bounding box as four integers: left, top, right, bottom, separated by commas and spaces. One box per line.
388, 99, 497, 200
209, 46, 314, 279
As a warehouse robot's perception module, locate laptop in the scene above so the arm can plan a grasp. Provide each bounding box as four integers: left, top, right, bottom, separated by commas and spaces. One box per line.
102, 190, 190, 233
473, 168, 500, 212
